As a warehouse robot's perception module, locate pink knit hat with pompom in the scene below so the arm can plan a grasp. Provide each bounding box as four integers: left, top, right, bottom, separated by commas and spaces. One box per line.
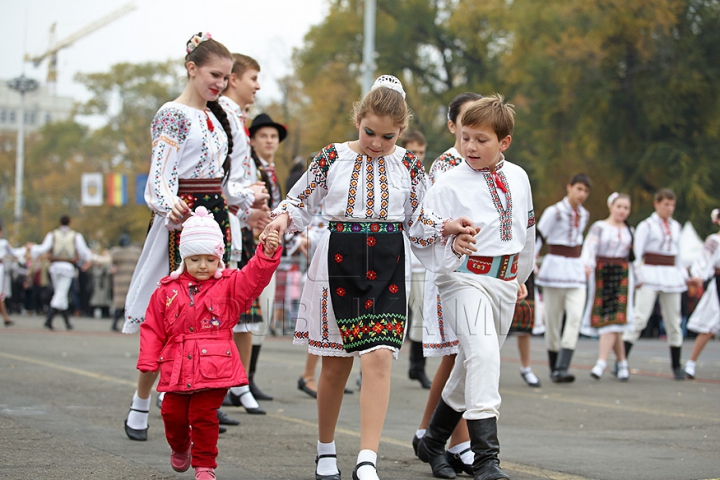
170, 206, 226, 279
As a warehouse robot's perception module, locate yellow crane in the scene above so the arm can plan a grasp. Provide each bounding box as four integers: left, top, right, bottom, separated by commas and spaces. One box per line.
24, 2, 137, 90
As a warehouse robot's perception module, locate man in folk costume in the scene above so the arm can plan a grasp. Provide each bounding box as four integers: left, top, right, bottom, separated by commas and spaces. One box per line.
31, 215, 92, 330
622, 188, 689, 380
535, 174, 591, 383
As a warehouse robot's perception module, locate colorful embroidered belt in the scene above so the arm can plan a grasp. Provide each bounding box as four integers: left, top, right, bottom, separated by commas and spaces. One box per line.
644, 253, 675, 266
178, 178, 223, 194
228, 205, 239, 215
328, 221, 403, 234
456, 253, 519, 281
548, 244, 582, 258
596, 256, 629, 265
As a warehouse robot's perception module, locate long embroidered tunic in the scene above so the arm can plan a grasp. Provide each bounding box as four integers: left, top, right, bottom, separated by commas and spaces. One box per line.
422, 147, 464, 356
0, 240, 27, 300
633, 213, 687, 293
273, 142, 445, 357
123, 102, 229, 333
687, 233, 720, 336
536, 197, 589, 289
579, 221, 635, 335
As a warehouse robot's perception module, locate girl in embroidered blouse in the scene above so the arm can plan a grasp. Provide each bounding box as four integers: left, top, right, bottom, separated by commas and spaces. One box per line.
122, 32, 237, 443
260, 75, 473, 480
580, 193, 634, 381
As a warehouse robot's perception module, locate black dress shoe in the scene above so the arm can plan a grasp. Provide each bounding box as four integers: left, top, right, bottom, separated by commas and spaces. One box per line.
124, 408, 148, 441
250, 380, 274, 401
225, 391, 242, 406
219, 425, 227, 434
352, 461, 376, 480
315, 454, 341, 480
446, 449, 473, 475
217, 409, 240, 425
344, 387, 354, 395
673, 368, 686, 380
412, 434, 421, 457
298, 377, 318, 398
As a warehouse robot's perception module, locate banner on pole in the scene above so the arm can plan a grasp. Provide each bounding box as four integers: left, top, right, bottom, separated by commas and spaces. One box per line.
107, 173, 127, 206
81, 173, 103, 206
135, 174, 148, 205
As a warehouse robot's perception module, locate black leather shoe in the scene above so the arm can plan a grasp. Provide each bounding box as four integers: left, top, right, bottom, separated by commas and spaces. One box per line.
352, 461, 376, 480
239, 391, 266, 414
219, 425, 227, 434
250, 380, 274, 401
344, 387, 354, 395
673, 368, 686, 380
412, 434, 421, 457
298, 376, 318, 398
446, 449, 473, 475
225, 390, 242, 406
217, 409, 240, 425
124, 408, 148, 441
315, 454, 341, 480
44, 321, 54, 331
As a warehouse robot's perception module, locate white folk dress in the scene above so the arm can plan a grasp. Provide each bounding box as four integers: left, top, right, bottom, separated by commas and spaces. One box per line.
274, 142, 445, 358
580, 221, 635, 336
0, 240, 26, 301
687, 233, 720, 336
423, 147, 464, 356
123, 101, 229, 333
535, 197, 589, 289
632, 213, 688, 293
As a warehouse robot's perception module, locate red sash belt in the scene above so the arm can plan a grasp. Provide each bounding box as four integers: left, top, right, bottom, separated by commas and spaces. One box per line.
178, 178, 223, 194
643, 253, 675, 266
548, 244, 582, 258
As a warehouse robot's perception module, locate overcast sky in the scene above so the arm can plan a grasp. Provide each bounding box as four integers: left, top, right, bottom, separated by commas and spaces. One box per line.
2, 0, 329, 105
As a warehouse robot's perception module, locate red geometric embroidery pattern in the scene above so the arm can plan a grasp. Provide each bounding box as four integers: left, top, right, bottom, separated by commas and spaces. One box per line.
365, 157, 375, 218
481, 164, 513, 242
346, 155, 363, 217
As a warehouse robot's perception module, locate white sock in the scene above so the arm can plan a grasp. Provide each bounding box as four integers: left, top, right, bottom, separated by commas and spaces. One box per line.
520, 366, 532, 374
356, 449, 378, 480
415, 429, 426, 439
617, 359, 628, 368
126, 391, 151, 430
448, 440, 473, 465
685, 360, 696, 367
595, 359, 607, 370
316, 441, 338, 476
231, 385, 260, 409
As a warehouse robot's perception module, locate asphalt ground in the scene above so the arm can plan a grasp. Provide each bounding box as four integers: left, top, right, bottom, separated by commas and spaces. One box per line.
1, 315, 719, 480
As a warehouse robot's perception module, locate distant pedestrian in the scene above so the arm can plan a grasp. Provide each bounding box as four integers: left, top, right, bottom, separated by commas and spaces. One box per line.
109, 234, 140, 332
0, 224, 27, 326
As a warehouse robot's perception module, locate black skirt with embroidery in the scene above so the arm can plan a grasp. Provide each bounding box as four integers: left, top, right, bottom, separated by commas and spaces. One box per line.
326, 221, 406, 353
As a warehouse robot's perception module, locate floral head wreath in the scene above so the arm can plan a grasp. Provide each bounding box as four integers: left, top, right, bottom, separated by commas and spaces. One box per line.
371, 75, 406, 99
606, 192, 620, 207
187, 32, 213, 54
711, 208, 719, 224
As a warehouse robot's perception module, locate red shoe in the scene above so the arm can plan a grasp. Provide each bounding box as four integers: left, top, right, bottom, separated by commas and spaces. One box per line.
195, 467, 216, 479
170, 447, 191, 472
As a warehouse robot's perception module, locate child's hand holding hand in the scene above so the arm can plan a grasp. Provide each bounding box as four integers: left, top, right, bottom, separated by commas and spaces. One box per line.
452, 233, 477, 257
261, 230, 280, 258
444, 217, 479, 236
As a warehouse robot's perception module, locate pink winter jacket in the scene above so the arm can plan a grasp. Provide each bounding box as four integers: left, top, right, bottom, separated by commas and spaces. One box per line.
137, 244, 281, 393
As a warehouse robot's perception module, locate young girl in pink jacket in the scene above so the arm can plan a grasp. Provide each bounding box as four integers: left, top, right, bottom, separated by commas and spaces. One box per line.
137, 206, 280, 480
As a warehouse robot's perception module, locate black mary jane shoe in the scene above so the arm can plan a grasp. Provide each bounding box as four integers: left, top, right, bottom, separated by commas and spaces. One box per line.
217, 409, 240, 425
446, 449, 474, 476
124, 408, 149, 441
238, 391, 266, 414
315, 454, 341, 480
298, 376, 318, 398
219, 425, 227, 434
412, 434, 421, 457
352, 461, 376, 480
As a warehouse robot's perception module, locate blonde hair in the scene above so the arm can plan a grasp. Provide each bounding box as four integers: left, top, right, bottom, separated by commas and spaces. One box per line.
461, 94, 515, 140
231, 53, 260, 78
352, 87, 411, 129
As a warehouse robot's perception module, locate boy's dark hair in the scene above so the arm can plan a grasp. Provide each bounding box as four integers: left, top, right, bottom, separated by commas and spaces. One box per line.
400, 130, 426, 148
568, 173, 592, 189
448, 92, 483, 124
60, 215, 71, 226
654, 188, 676, 203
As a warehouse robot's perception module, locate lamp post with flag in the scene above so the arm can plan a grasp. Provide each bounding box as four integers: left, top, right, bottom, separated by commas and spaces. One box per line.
7, 75, 39, 240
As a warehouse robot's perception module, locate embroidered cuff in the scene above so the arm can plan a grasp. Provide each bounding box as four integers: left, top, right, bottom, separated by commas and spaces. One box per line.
440, 217, 454, 239
449, 235, 463, 258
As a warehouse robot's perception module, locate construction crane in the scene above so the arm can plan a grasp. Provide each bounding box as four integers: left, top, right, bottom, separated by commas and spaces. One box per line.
24, 2, 137, 90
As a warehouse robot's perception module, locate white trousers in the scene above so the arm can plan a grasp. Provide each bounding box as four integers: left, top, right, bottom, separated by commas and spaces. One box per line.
542, 286, 586, 351
408, 271, 426, 343
437, 273, 517, 420
48, 262, 75, 311
623, 288, 682, 347
252, 273, 277, 346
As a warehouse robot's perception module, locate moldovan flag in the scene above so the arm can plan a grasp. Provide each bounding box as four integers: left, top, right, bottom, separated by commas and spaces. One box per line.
107, 173, 127, 206
81, 173, 103, 206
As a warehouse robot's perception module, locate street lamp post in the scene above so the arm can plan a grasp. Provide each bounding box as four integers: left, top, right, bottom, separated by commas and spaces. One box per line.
361, 0, 376, 95
7, 75, 39, 241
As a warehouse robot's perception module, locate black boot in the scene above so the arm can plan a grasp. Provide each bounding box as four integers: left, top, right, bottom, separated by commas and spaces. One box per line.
409, 341, 432, 389
249, 344, 273, 400
670, 346, 684, 380
61, 309, 73, 330
416, 399, 463, 479
551, 348, 575, 383
44, 308, 57, 330
111, 309, 124, 332
466, 418, 509, 480
547, 350, 558, 378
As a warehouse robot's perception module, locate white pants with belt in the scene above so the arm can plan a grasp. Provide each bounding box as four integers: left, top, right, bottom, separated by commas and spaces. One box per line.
623, 288, 683, 347
436, 272, 518, 420
542, 286, 587, 351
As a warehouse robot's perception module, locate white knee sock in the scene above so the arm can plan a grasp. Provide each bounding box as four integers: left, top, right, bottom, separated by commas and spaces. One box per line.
355, 449, 378, 480
126, 391, 151, 430
230, 385, 260, 409
415, 428, 425, 439
316, 441, 339, 476
448, 440, 473, 466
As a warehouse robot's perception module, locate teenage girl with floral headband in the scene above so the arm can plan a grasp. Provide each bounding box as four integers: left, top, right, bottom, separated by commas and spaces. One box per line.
122, 32, 236, 442
261, 75, 474, 480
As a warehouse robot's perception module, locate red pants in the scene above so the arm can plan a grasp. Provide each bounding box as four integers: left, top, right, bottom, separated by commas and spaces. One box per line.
161, 389, 227, 468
